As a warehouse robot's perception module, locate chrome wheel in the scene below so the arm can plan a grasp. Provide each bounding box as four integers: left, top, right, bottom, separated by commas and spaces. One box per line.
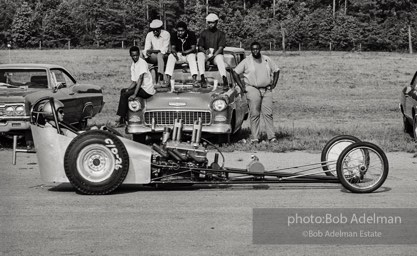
77, 144, 115, 183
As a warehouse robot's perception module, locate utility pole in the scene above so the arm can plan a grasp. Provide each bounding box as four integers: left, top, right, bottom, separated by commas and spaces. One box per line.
206, 0, 208, 15
333, 0, 336, 18
344, 0, 347, 15
409, 25, 413, 54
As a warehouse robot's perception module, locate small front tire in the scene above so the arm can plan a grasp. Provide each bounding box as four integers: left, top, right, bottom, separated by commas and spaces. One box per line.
336, 141, 388, 193
321, 135, 361, 176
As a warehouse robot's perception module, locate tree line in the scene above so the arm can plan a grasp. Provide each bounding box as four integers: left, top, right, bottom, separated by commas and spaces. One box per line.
1, 0, 416, 52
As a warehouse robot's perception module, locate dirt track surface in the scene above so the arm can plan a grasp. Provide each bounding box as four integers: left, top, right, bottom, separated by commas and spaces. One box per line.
1, 149, 417, 256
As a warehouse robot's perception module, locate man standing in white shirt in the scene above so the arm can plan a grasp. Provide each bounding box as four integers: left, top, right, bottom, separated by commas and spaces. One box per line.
115, 46, 156, 127
144, 19, 170, 85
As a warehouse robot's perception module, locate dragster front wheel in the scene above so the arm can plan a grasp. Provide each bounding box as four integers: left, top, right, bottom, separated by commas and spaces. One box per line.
321, 135, 361, 176
336, 142, 388, 193
64, 130, 130, 195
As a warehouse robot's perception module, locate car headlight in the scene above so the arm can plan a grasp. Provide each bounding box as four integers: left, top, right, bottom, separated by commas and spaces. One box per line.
15, 106, 25, 115
5, 106, 14, 116
211, 99, 227, 112
128, 99, 141, 112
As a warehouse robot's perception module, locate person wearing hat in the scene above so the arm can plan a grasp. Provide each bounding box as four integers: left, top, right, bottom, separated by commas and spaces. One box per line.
164, 21, 198, 87
197, 13, 228, 88
144, 19, 171, 85
231, 42, 280, 143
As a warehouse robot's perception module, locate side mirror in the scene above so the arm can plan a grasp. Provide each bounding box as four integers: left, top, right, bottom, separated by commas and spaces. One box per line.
53, 82, 66, 93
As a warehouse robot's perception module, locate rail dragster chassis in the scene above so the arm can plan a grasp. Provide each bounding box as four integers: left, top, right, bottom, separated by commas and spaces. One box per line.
20, 98, 389, 195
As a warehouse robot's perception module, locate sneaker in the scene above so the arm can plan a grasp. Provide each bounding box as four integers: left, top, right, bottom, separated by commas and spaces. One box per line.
201, 78, 207, 88
269, 138, 278, 143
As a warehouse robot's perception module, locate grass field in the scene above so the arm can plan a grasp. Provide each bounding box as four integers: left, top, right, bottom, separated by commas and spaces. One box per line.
1, 49, 416, 153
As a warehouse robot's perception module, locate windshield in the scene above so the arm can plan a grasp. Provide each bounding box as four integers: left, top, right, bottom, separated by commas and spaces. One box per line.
0, 69, 48, 89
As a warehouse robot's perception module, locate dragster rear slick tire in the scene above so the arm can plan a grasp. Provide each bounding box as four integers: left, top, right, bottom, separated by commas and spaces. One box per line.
336, 141, 388, 193
321, 135, 361, 176
64, 130, 130, 195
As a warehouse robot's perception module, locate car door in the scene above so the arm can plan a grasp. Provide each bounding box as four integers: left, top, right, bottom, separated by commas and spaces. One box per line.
404, 72, 417, 119
49, 68, 81, 124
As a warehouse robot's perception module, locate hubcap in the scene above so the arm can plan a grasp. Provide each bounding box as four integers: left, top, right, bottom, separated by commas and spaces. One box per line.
77, 144, 115, 183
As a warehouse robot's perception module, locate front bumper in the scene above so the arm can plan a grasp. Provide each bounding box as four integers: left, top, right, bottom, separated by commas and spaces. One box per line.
0, 116, 31, 133
126, 123, 232, 134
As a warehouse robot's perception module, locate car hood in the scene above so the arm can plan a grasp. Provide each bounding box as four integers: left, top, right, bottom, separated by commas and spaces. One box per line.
0, 87, 41, 103
145, 87, 226, 110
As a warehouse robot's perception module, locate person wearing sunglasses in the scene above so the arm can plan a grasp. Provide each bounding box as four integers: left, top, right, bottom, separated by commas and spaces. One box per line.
41, 99, 76, 137
196, 13, 228, 88
144, 19, 171, 85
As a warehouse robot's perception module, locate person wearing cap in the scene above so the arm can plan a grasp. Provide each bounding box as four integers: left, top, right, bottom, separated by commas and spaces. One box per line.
231, 41, 280, 143
164, 21, 199, 87
144, 19, 171, 85
115, 46, 155, 127
197, 13, 228, 88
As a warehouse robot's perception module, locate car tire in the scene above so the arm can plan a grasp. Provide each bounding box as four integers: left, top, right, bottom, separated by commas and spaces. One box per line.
412, 115, 417, 140
403, 115, 413, 135
321, 135, 361, 176
64, 130, 130, 195
336, 141, 388, 193
133, 134, 147, 144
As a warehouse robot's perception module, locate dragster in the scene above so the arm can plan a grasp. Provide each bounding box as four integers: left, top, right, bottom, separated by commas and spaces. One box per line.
14, 98, 389, 195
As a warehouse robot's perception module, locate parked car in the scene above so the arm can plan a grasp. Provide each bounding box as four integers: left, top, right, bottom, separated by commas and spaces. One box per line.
0, 63, 104, 142
126, 47, 249, 143
400, 71, 417, 139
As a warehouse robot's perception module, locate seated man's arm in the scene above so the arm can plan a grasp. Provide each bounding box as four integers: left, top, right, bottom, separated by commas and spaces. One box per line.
197, 33, 209, 54
160, 31, 171, 55
129, 74, 144, 100
212, 46, 224, 58
183, 45, 196, 55
144, 33, 153, 57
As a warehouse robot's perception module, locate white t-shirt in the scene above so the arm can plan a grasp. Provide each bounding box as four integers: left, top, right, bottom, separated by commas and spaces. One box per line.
131, 58, 155, 95
144, 30, 170, 54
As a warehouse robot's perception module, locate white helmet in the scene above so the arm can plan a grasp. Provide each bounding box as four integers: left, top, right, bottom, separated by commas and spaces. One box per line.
41, 99, 64, 120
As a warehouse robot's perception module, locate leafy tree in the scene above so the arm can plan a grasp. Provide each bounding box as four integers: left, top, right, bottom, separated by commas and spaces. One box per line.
43, 1, 76, 47
10, 1, 35, 47
0, 0, 19, 46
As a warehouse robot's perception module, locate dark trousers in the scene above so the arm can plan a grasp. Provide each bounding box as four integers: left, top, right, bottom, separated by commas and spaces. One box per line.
116, 87, 152, 118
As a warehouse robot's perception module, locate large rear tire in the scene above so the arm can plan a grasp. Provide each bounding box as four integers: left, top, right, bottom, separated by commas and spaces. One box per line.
64, 130, 129, 195
413, 115, 417, 141
336, 141, 388, 193
321, 135, 361, 176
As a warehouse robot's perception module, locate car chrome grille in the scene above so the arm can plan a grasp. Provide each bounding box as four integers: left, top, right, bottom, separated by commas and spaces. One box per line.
144, 111, 211, 125
0, 106, 4, 116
